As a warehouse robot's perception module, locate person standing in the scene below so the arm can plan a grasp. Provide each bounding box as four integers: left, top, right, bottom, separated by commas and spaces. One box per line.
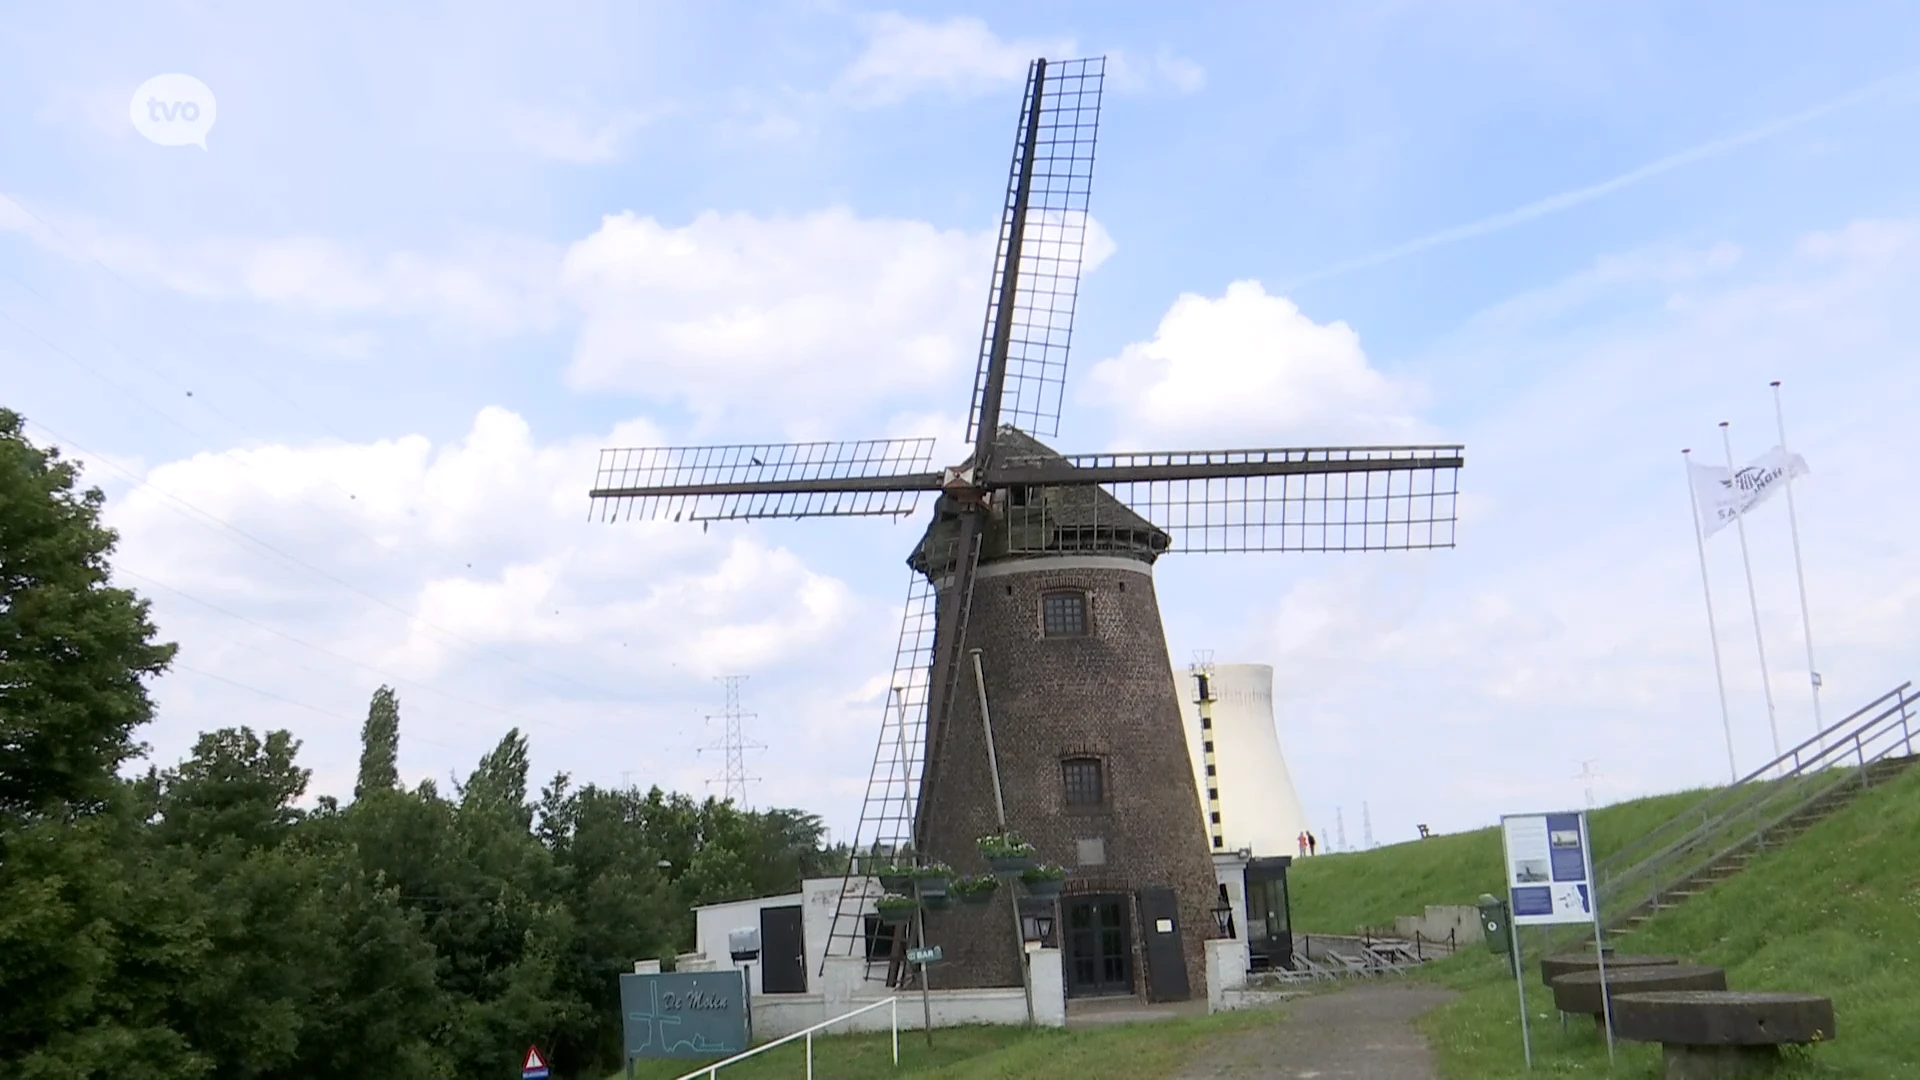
1307, 831, 1318, 856
1297, 831, 1308, 857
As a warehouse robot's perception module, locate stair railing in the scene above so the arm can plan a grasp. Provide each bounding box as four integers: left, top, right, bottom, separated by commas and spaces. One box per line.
1590, 682, 1916, 935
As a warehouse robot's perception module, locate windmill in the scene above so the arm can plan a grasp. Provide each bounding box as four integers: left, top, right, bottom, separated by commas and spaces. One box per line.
588, 56, 1464, 1002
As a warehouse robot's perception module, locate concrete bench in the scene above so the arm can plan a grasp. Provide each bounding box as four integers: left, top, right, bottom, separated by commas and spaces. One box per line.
1540, 952, 1680, 988
1550, 964, 1727, 1026
1611, 990, 1835, 1078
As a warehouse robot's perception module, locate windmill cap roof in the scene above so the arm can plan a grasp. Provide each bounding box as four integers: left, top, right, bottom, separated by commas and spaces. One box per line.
908, 427, 1169, 575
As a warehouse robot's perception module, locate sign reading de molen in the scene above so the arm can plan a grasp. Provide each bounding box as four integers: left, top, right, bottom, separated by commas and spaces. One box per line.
619, 971, 749, 1066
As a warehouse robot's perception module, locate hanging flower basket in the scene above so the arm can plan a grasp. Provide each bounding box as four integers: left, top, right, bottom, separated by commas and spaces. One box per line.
953, 874, 999, 906
1021, 864, 1067, 898
875, 865, 912, 892
910, 862, 953, 898
875, 895, 918, 925
977, 831, 1037, 875
921, 892, 953, 912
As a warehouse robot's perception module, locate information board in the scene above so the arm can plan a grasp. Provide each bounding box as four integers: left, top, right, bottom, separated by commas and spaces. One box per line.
1500, 811, 1596, 926
619, 970, 749, 1061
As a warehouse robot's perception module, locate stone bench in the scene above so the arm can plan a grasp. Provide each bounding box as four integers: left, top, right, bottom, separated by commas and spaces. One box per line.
1540, 952, 1680, 988
1612, 990, 1835, 1078
1550, 964, 1727, 1025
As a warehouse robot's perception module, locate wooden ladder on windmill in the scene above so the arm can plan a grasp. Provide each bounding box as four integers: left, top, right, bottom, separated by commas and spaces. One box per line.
582, 54, 1467, 991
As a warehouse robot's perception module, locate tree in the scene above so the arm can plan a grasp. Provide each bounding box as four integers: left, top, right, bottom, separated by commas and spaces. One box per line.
0, 409, 177, 818
355, 686, 400, 802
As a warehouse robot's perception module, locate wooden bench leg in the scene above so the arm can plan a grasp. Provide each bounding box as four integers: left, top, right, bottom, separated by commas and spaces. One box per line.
1664, 1043, 1784, 1079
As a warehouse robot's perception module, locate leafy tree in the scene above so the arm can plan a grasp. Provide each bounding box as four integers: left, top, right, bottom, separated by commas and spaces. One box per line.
354, 686, 400, 801
0, 436, 849, 1077
0, 408, 176, 818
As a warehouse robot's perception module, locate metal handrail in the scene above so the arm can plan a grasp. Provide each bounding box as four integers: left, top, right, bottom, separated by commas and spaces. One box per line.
670, 996, 899, 1080
1573, 682, 1916, 944
1594, 683, 1911, 884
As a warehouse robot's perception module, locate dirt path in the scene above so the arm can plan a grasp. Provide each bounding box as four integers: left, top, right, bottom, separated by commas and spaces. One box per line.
1172, 983, 1457, 1080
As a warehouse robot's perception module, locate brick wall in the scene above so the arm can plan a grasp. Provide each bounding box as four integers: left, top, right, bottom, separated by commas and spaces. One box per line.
914, 557, 1219, 1000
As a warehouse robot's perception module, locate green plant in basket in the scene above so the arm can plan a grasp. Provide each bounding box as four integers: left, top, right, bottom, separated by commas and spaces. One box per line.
953, 874, 1000, 904
976, 832, 1036, 859
875, 893, 919, 924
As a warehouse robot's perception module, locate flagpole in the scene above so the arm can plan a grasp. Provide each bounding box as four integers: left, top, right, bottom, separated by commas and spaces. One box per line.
1721, 421, 1783, 768
1683, 449, 1740, 784
1770, 380, 1824, 748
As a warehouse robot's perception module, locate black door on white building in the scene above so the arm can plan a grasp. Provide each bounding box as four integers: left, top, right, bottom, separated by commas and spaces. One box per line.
758, 904, 807, 994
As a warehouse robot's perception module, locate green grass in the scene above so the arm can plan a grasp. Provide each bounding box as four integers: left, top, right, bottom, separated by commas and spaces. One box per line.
612, 1005, 1291, 1079
1416, 760, 1920, 1078
1288, 788, 1715, 933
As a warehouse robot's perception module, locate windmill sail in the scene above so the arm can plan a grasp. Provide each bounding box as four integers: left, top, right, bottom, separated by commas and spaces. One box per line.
589, 437, 939, 522
964, 57, 1105, 445
991, 441, 1465, 554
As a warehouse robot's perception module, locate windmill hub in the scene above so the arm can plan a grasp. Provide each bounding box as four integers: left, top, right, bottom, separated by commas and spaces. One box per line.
586, 53, 1465, 1005
939, 463, 982, 501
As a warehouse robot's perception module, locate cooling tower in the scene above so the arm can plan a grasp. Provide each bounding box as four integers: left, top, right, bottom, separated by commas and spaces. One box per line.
1176, 663, 1310, 858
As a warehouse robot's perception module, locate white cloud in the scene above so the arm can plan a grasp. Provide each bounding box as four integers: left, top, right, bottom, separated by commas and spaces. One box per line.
1106, 48, 1207, 96
90, 405, 902, 811
1083, 280, 1428, 448
834, 12, 1075, 106
500, 103, 667, 163
559, 207, 992, 430
0, 200, 563, 336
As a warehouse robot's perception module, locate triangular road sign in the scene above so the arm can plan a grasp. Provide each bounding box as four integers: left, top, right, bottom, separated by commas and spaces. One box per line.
522, 1046, 550, 1078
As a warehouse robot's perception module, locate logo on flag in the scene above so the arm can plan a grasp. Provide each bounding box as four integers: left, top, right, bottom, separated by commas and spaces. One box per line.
1689, 446, 1808, 538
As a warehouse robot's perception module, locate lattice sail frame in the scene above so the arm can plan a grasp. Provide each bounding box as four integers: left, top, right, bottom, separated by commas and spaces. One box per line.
589, 437, 937, 522
995, 445, 1463, 553
821, 530, 979, 972
964, 57, 1104, 445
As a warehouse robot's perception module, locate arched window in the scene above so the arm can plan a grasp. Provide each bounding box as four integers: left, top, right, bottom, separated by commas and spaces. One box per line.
1062, 756, 1104, 806
1040, 590, 1088, 637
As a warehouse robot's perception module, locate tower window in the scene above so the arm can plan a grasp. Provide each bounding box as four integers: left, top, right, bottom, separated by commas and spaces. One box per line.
1062, 756, 1104, 806
1041, 590, 1088, 637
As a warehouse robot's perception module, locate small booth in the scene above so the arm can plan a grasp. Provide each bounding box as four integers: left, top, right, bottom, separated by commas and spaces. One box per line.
1212, 851, 1295, 972
1241, 856, 1294, 971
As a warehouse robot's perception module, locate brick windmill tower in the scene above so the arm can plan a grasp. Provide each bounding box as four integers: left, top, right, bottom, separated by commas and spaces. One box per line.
588, 56, 1464, 1003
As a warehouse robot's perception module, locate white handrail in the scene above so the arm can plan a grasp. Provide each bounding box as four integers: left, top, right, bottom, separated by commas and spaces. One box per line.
669, 996, 900, 1080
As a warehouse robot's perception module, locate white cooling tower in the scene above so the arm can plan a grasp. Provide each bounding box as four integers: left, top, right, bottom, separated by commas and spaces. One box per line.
1175, 663, 1310, 859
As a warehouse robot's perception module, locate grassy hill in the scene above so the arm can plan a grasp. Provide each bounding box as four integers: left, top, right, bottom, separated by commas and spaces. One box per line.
1288, 787, 1714, 933
1415, 758, 1920, 1078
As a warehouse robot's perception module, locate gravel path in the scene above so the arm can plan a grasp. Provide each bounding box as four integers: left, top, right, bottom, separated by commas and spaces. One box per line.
1172, 983, 1457, 1080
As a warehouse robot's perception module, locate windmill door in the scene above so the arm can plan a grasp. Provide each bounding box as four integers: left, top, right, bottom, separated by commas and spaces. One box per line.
1137, 886, 1192, 1003
758, 905, 807, 994
1064, 895, 1133, 998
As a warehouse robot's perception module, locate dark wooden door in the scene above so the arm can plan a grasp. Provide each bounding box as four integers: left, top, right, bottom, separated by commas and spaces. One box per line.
1137, 886, 1192, 1003
758, 904, 806, 994
1064, 895, 1132, 998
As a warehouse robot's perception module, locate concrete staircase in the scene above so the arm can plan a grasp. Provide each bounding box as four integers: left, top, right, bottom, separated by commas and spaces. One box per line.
1611, 752, 1917, 936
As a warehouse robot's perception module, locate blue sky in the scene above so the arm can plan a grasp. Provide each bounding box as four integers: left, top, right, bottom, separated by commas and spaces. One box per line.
5, 1, 1920, 848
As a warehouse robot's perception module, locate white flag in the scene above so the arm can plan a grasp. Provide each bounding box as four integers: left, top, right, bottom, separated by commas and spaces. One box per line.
1690, 446, 1809, 538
